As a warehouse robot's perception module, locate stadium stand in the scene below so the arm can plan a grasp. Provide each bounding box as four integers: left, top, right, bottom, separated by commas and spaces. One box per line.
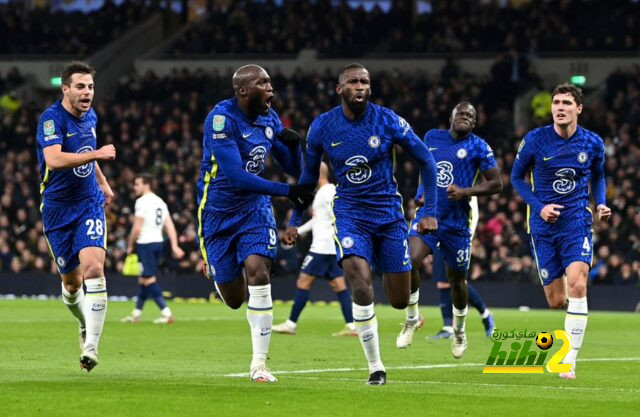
167, 0, 640, 56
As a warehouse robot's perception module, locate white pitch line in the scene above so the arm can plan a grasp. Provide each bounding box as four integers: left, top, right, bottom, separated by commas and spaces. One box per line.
280, 375, 640, 393
223, 357, 640, 378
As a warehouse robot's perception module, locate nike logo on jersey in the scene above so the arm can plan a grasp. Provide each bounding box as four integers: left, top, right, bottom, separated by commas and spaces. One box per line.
403, 259, 410, 266
543, 156, 554, 161
268, 245, 276, 250
242, 132, 252, 139
428, 147, 438, 151
67, 132, 78, 138
331, 141, 343, 147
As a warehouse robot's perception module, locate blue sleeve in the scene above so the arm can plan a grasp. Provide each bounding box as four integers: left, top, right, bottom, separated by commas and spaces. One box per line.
391, 114, 437, 217
477, 139, 498, 172
288, 120, 323, 227
271, 140, 302, 177
37, 110, 64, 148
510, 136, 544, 215
591, 138, 606, 207
205, 112, 289, 197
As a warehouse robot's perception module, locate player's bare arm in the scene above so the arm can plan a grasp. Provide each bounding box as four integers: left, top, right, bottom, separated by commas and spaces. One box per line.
94, 162, 114, 207
164, 215, 185, 259
446, 167, 503, 200
127, 216, 144, 254
43, 143, 115, 170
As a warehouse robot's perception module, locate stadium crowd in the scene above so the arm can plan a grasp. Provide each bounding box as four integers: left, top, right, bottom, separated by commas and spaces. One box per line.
169, 0, 640, 56
0, 1, 157, 56
0, 64, 637, 287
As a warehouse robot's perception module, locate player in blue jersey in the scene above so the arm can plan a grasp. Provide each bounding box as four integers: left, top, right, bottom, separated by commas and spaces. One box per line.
511, 83, 611, 379
197, 64, 313, 383
403, 102, 502, 358
36, 61, 116, 372
282, 64, 439, 385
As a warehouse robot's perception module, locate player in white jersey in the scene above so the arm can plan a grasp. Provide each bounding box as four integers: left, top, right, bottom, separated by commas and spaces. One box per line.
273, 163, 356, 336
122, 173, 184, 324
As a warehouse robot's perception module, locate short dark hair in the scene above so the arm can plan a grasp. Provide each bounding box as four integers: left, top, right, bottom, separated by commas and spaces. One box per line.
135, 173, 154, 188
61, 61, 95, 86
338, 63, 367, 83
552, 83, 583, 105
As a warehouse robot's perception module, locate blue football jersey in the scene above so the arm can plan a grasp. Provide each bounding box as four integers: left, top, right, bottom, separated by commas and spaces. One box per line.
305, 103, 420, 221
513, 125, 605, 233
417, 129, 497, 233
197, 98, 284, 213
36, 100, 102, 204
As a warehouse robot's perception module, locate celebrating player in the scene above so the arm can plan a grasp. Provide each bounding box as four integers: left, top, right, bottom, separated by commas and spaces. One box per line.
273, 162, 357, 337
511, 83, 610, 379
283, 63, 438, 385
402, 102, 502, 357
197, 64, 313, 383
121, 173, 185, 324
36, 61, 115, 372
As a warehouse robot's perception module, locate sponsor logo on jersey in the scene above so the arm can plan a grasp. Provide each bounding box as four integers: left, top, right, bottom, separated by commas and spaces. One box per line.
44, 134, 58, 141
73, 146, 94, 178
66, 132, 78, 138
398, 117, 410, 135
436, 161, 454, 187
242, 132, 252, 139
212, 133, 227, 139
212, 115, 225, 132
331, 141, 343, 147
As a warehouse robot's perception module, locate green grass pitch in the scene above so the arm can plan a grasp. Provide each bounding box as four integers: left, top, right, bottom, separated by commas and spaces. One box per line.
1, 299, 638, 416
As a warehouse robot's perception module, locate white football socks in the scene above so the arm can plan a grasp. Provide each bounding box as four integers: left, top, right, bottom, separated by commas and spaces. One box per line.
353, 303, 385, 373
247, 284, 273, 370
83, 277, 108, 351
406, 290, 420, 322
564, 296, 588, 367
453, 305, 468, 332
61, 283, 85, 329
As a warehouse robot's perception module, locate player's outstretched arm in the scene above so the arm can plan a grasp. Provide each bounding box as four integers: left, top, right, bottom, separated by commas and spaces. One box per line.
164, 215, 185, 259
447, 167, 503, 200
272, 128, 303, 177
43, 144, 115, 170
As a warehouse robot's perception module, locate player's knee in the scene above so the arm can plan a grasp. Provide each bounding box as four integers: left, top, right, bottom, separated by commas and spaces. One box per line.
246, 269, 270, 286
